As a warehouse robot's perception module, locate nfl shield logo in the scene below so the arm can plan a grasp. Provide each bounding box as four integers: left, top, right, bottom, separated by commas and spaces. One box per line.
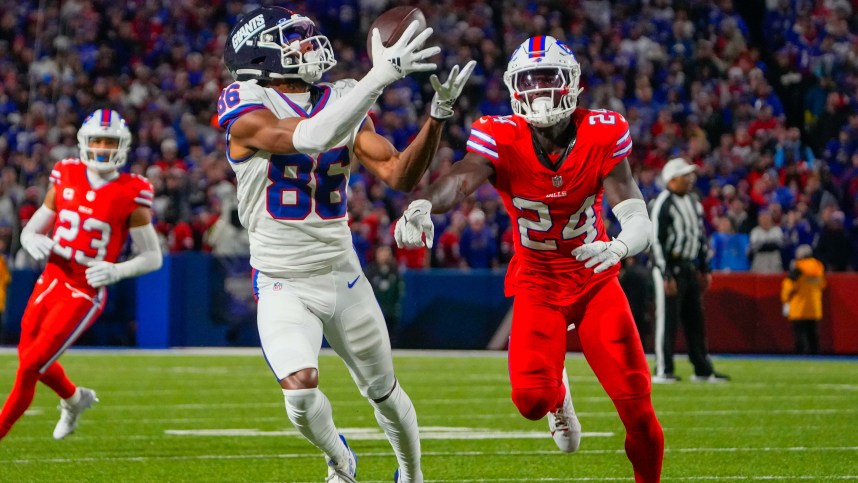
273, 282, 282, 291
552, 175, 563, 188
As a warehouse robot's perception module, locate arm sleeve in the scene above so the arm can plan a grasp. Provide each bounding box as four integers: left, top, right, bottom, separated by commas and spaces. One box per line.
113, 224, 163, 280
21, 205, 56, 237
613, 198, 651, 258
291, 75, 389, 154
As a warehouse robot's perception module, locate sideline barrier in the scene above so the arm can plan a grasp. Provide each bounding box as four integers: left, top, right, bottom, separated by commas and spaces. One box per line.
2, 256, 856, 355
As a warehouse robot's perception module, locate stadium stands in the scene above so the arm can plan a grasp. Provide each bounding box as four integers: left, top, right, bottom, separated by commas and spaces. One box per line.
0, 0, 856, 272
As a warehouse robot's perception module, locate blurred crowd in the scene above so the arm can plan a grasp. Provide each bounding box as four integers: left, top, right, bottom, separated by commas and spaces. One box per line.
0, 0, 857, 273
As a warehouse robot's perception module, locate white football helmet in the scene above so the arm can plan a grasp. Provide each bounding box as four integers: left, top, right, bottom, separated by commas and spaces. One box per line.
77, 109, 132, 172
503, 36, 584, 128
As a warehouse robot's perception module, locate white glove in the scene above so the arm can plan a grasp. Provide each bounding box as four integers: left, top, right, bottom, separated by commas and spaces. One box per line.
367, 21, 441, 88
21, 232, 55, 261
430, 60, 477, 119
394, 200, 435, 249
571, 240, 629, 274
85, 261, 121, 288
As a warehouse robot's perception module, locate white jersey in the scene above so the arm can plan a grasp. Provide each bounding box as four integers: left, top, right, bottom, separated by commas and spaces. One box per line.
217, 79, 363, 273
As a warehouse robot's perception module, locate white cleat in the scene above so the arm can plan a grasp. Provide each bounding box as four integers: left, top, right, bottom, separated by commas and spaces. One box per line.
53, 387, 98, 440
326, 434, 357, 482
548, 368, 582, 453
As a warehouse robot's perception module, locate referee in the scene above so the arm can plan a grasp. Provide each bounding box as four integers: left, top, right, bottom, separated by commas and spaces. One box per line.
650, 158, 729, 384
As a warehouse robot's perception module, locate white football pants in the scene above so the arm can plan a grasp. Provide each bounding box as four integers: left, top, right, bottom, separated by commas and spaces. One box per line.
254, 252, 395, 399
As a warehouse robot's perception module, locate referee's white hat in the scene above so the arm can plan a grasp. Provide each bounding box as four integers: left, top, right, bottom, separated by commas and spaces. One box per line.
661, 158, 697, 183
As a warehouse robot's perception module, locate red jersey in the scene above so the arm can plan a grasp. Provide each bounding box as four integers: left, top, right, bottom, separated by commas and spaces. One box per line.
46, 159, 154, 290
466, 109, 632, 303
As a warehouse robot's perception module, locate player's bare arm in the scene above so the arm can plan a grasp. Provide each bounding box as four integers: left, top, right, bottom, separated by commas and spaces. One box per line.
353, 61, 476, 191
572, 159, 652, 273
127, 205, 154, 228
602, 158, 645, 207
393, 152, 494, 248
425, 152, 494, 212
227, 110, 303, 159
353, 117, 444, 191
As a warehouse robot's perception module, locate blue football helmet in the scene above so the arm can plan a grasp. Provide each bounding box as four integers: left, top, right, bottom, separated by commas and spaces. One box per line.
224, 6, 336, 83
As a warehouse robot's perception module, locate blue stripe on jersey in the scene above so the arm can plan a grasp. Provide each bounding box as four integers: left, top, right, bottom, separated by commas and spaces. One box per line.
218, 104, 266, 129
100, 109, 111, 127
224, 120, 257, 164
467, 139, 499, 159
276, 85, 331, 119
309, 86, 331, 116
612, 141, 633, 158
469, 128, 496, 146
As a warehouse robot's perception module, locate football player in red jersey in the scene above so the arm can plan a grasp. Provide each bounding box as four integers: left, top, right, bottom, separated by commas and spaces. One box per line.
0, 110, 162, 442
395, 37, 664, 482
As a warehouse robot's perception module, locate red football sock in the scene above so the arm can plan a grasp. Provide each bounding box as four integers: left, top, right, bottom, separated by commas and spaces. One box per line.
613, 396, 664, 483
40, 362, 76, 399
0, 367, 41, 440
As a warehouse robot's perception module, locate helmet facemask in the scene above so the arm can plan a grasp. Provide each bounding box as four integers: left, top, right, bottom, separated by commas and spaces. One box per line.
77, 110, 132, 172
256, 16, 336, 83
503, 37, 584, 128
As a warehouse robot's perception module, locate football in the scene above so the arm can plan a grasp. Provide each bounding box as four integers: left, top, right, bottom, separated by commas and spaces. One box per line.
366, 6, 427, 61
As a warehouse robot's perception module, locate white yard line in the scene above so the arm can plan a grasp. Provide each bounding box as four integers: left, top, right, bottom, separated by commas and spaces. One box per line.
10, 446, 858, 464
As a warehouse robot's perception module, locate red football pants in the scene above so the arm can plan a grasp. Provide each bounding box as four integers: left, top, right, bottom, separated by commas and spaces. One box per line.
508, 278, 663, 483
0, 275, 105, 439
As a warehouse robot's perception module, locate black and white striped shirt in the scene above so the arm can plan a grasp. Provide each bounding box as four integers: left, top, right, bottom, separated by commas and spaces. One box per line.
649, 189, 710, 276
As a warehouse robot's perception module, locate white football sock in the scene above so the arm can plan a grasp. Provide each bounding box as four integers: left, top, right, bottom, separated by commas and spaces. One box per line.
64, 387, 82, 405
371, 381, 422, 483
283, 388, 349, 467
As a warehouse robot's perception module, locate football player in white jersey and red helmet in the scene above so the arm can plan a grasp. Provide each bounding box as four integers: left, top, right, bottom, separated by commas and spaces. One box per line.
219, 7, 474, 483
395, 36, 664, 482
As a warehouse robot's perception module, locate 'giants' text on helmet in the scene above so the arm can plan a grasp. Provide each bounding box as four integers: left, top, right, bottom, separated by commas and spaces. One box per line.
224, 7, 336, 83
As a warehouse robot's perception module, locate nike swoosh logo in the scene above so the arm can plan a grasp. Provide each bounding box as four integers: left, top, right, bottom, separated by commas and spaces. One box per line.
347, 275, 360, 289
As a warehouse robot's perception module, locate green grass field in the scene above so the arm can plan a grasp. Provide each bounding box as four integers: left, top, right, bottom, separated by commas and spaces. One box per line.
0, 349, 856, 482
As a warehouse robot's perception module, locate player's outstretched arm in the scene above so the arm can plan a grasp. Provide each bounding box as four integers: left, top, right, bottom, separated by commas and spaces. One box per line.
229, 21, 440, 159
394, 152, 494, 248
352, 62, 476, 191
19, 186, 57, 261
85, 207, 162, 288
572, 159, 652, 273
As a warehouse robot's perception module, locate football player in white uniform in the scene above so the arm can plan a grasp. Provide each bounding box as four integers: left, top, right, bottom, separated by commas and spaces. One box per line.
219, 7, 474, 483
